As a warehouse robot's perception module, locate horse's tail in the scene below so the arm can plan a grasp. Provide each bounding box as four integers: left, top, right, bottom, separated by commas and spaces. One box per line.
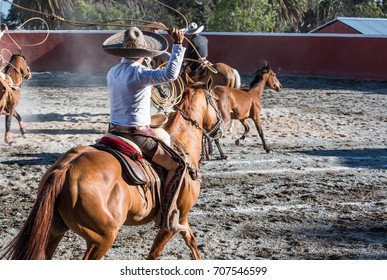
232, 68, 241, 88
1, 148, 84, 260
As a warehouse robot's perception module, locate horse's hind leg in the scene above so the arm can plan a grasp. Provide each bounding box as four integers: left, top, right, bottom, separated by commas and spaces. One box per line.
252, 114, 271, 153
45, 208, 70, 259
46, 233, 66, 260
4, 113, 13, 144
13, 110, 26, 138
77, 226, 119, 260
235, 119, 250, 146
4, 110, 25, 144
147, 229, 178, 260
82, 238, 116, 260
214, 138, 228, 160
180, 228, 201, 259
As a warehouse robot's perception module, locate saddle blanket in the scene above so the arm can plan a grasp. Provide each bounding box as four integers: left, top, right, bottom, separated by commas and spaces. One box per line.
96, 135, 142, 161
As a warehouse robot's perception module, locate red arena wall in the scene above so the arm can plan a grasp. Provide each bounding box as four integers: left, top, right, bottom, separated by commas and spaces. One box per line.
315, 22, 359, 34
2, 31, 387, 81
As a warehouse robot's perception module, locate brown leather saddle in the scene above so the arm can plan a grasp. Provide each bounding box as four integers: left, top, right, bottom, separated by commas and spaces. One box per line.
91, 133, 201, 187
91, 136, 163, 189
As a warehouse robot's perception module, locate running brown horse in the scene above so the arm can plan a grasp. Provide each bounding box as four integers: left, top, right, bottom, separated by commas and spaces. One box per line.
188, 62, 241, 89
0, 53, 32, 144
0, 77, 222, 260
212, 61, 282, 156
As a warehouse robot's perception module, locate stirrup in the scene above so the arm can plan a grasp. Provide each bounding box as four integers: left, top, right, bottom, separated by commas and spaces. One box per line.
166, 209, 189, 232
154, 209, 188, 232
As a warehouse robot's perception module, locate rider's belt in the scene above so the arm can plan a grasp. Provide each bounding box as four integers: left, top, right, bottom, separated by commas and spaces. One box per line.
108, 123, 156, 137
108, 123, 149, 134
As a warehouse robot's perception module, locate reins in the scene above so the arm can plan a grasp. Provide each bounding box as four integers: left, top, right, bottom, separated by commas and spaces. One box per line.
173, 87, 222, 139
3, 54, 30, 86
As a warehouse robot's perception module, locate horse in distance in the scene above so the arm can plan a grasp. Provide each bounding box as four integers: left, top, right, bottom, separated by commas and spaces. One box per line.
211, 61, 282, 158
0, 53, 32, 144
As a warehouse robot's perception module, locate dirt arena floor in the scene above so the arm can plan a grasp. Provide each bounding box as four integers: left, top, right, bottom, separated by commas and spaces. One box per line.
0, 72, 386, 260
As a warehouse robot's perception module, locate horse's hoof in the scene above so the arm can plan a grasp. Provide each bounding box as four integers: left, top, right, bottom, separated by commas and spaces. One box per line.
235, 140, 240, 146
221, 156, 229, 160
266, 149, 272, 154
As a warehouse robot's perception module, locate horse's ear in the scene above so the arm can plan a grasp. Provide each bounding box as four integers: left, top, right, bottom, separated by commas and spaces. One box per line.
206, 76, 213, 90
211, 89, 219, 100
184, 73, 195, 86
259, 59, 268, 66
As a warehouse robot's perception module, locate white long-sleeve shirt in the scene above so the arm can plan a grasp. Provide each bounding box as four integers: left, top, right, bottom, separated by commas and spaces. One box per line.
107, 44, 185, 127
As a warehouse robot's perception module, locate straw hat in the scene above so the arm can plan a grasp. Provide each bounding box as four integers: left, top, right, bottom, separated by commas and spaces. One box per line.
184, 22, 204, 34
102, 27, 168, 58
150, 114, 168, 128
143, 22, 168, 32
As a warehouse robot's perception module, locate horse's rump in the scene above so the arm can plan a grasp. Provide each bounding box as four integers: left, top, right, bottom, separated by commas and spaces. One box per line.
193, 62, 237, 88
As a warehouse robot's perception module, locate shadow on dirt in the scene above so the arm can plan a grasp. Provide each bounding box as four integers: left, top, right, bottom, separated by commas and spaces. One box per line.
25, 128, 102, 136
273, 75, 387, 94
23, 113, 109, 122
298, 148, 387, 169
0, 153, 62, 166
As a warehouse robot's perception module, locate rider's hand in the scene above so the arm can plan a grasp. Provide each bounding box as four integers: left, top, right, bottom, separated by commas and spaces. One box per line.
168, 28, 184, 45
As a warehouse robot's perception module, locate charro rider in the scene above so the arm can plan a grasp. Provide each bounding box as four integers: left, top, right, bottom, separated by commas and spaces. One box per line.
142, 22, 171, 69
102, 26, 187, 231
0, 23, 8, 40
183, 22, 208, 77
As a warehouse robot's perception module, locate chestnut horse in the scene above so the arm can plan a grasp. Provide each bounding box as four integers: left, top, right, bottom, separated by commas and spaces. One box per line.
0, 53, 32, 144
0, 80, 221, 260
212, 62, 282, 158
190, 62, 241, 89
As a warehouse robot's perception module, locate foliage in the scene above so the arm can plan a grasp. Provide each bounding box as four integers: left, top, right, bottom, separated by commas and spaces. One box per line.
207, 0, 277, 32
3, 0, 387, 32
300, 0, 387, 32
7, 0, 75, 29
269, 0, 308, 31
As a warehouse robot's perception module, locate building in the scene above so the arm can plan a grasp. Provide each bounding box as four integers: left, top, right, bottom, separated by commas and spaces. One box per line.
310, 17, 387, 35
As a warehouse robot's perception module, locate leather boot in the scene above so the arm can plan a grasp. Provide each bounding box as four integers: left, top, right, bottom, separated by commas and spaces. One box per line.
151, 143, 188, 231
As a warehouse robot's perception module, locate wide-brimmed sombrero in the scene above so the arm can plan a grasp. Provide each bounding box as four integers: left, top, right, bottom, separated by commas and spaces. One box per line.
102, 27, 168, 58
142, 22, 168, 32
184, 22, 204, 34
150, 113, 168, 128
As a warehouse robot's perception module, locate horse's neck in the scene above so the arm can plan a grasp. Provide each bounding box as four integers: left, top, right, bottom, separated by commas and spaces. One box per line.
249, 75, 267, 96
8, 69, 21, 85
165, 115, 202, 168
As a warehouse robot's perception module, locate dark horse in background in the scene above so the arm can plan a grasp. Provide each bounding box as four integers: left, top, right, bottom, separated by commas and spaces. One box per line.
209, 62, 282, 160
0, 53, 32, 144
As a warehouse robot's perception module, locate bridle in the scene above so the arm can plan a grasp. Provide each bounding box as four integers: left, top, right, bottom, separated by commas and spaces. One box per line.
173, 87, 223, 139
4, 54, 31, 84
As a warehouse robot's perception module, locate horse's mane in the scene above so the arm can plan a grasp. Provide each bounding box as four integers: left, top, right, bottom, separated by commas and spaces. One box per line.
3, 54, 16, 74
248, 62, 271, 89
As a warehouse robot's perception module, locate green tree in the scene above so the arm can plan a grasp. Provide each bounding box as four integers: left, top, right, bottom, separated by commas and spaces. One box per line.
8, 0, 75, 29
299, 0, 387, 32
4, 0, 387, 32
207, 0, 276, 32
269, 0, 307, 31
